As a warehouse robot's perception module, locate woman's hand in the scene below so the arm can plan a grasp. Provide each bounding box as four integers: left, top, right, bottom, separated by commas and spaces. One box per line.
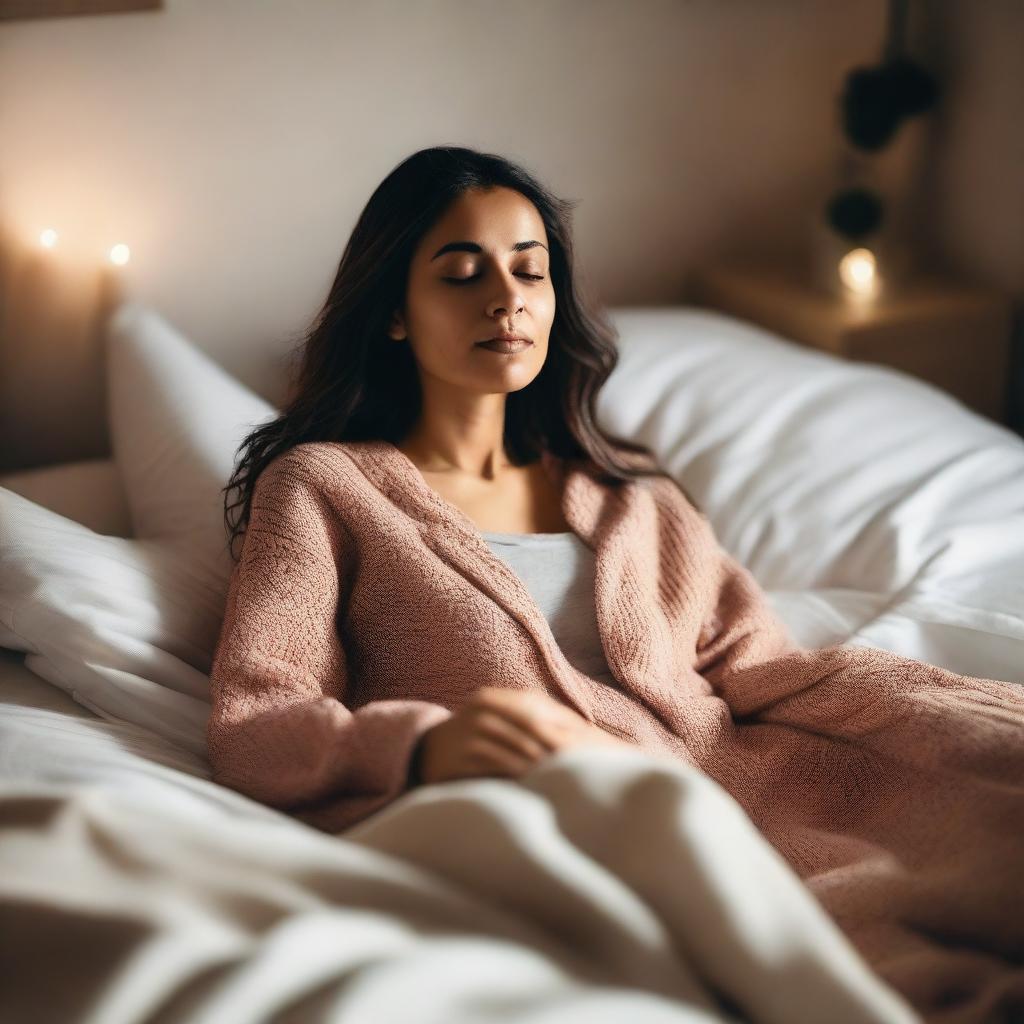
412, 686, 633, 786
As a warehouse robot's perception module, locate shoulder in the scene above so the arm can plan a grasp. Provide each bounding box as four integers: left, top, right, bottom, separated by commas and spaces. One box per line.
607, 445, 702, 509
247, 444, 356, 554
639, 464, 705, 521
255, 441, 347, 493
247, 444, 349, 530
599, 442, 666, 490
596, 442, 709, 528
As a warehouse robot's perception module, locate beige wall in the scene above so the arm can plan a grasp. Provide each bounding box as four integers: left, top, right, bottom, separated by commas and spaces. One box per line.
0, 0, 1021, 470
915, 0, 1024, 292
913, 0, 1024, 433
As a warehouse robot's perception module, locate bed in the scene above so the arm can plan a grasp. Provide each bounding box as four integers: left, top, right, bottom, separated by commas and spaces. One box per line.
2, 301, 1022, 1023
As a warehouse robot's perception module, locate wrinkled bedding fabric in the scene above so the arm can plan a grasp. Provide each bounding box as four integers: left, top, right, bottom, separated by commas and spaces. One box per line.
0, 746, 921, 1024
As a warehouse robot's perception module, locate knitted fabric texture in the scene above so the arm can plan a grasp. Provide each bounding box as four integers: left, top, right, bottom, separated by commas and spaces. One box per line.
208, 439, 1024, 1013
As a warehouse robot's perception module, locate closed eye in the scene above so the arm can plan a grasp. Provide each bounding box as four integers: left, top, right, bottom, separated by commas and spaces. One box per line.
443, 273, 545, 285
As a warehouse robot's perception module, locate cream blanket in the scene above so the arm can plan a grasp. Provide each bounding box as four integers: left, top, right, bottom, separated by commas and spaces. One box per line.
0, 746, 917, 1024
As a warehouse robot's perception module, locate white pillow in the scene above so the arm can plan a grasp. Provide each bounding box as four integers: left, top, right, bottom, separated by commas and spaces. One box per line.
0, 302, 279, 751
0, 458, 132, 538
601, 307, 1024, 682
106, 301, 277, 571
0, 486, 222, 755
603, 307, 1024, 595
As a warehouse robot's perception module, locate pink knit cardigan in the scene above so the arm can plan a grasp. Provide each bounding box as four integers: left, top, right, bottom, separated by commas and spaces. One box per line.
207, 439, 1024, 1016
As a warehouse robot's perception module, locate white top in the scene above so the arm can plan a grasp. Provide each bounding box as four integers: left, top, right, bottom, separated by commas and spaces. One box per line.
481, 529, 620, 688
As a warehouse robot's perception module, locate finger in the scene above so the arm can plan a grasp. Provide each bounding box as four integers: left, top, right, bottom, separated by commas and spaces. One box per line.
471, 687, 581, 739
475, 710, 555, 760
474, 701, 569, 753
513, 690, 591, 729
466, 736, 536, 778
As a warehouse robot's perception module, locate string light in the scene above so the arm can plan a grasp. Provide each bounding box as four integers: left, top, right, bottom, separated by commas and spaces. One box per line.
34, 229, 132, 268
838, 247, 878, 297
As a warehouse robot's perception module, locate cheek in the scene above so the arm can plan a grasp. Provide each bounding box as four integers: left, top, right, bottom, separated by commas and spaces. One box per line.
405, 288, 460, 337
423, 285, 473, 324
536, 289, 557, 329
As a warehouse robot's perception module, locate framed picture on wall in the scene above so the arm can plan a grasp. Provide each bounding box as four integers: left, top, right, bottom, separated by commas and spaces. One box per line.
0, 0, 162, 19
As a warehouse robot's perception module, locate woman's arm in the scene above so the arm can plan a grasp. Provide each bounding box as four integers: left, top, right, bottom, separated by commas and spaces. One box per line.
691, 527, 801, 706
687, 505, 1024, 779
206, 453, 452, 832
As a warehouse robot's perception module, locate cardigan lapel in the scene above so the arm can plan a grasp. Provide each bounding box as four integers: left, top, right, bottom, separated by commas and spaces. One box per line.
333, 439, 644, 717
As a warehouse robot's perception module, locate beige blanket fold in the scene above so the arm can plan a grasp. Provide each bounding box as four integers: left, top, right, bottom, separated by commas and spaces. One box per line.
0, 747, 921, 1024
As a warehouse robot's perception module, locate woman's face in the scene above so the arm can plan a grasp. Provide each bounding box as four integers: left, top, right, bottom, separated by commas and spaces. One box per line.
389, 186, 555, 396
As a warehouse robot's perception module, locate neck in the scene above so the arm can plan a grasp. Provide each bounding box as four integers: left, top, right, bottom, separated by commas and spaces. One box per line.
396, 434, 514, 483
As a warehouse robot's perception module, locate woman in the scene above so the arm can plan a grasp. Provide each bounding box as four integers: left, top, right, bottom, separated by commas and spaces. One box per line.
213, 145, 681, 803
208, 146, 1024, 1018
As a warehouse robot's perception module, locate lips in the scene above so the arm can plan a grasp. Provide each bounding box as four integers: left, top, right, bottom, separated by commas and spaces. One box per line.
478, 331, 530, 342
475, 338, 533, 353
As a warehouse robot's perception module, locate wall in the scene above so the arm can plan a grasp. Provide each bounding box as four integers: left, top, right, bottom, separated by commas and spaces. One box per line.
914, 0, 1024, 433
0, 0, 1020, 468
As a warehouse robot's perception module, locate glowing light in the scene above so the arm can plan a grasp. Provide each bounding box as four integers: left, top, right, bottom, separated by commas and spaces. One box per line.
109, 243, 131, 266
39, 228, 58, 248
838, 247, 877, 295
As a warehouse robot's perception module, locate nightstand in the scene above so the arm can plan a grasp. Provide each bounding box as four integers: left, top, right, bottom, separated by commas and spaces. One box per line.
688, 261, 1015, 425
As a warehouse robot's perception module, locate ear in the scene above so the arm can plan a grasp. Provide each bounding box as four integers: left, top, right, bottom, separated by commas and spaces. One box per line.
388, 310, 407, 341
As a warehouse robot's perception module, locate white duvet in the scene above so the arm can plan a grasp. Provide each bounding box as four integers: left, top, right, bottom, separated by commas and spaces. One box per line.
2, 304, 1022, 1023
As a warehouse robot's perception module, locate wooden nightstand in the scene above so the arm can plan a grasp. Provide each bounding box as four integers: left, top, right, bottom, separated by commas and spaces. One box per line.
688, 261, 1015, 425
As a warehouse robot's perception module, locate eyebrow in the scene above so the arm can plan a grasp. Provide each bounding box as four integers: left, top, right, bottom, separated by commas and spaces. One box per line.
430, 240, 549, 261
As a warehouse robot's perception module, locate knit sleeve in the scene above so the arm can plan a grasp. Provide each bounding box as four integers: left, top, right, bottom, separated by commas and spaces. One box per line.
206, 453, 453, 834
690, 512, 803, 702
687, 508, 1024, 780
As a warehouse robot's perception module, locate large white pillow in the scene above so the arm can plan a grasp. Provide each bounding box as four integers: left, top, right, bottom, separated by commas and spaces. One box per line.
106, 302, 277, 570
604, 307, 1024, 595
602, 307, 1024, 682
0, 303, 278, 752
0, 486, 221, 754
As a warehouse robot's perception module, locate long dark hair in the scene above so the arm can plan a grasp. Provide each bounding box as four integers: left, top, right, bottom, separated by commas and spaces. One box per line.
223, 145, 675, 563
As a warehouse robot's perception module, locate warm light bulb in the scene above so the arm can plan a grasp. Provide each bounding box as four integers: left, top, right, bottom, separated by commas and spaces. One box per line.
838, 247, 877, 295
39, 228, 58, 248
109, 243, 131, 266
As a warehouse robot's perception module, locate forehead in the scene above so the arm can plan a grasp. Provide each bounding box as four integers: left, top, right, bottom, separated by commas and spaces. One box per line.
421, 188, 547, 253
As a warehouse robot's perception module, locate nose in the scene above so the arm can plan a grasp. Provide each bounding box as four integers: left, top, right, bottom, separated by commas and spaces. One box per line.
486, 269, 525, 320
